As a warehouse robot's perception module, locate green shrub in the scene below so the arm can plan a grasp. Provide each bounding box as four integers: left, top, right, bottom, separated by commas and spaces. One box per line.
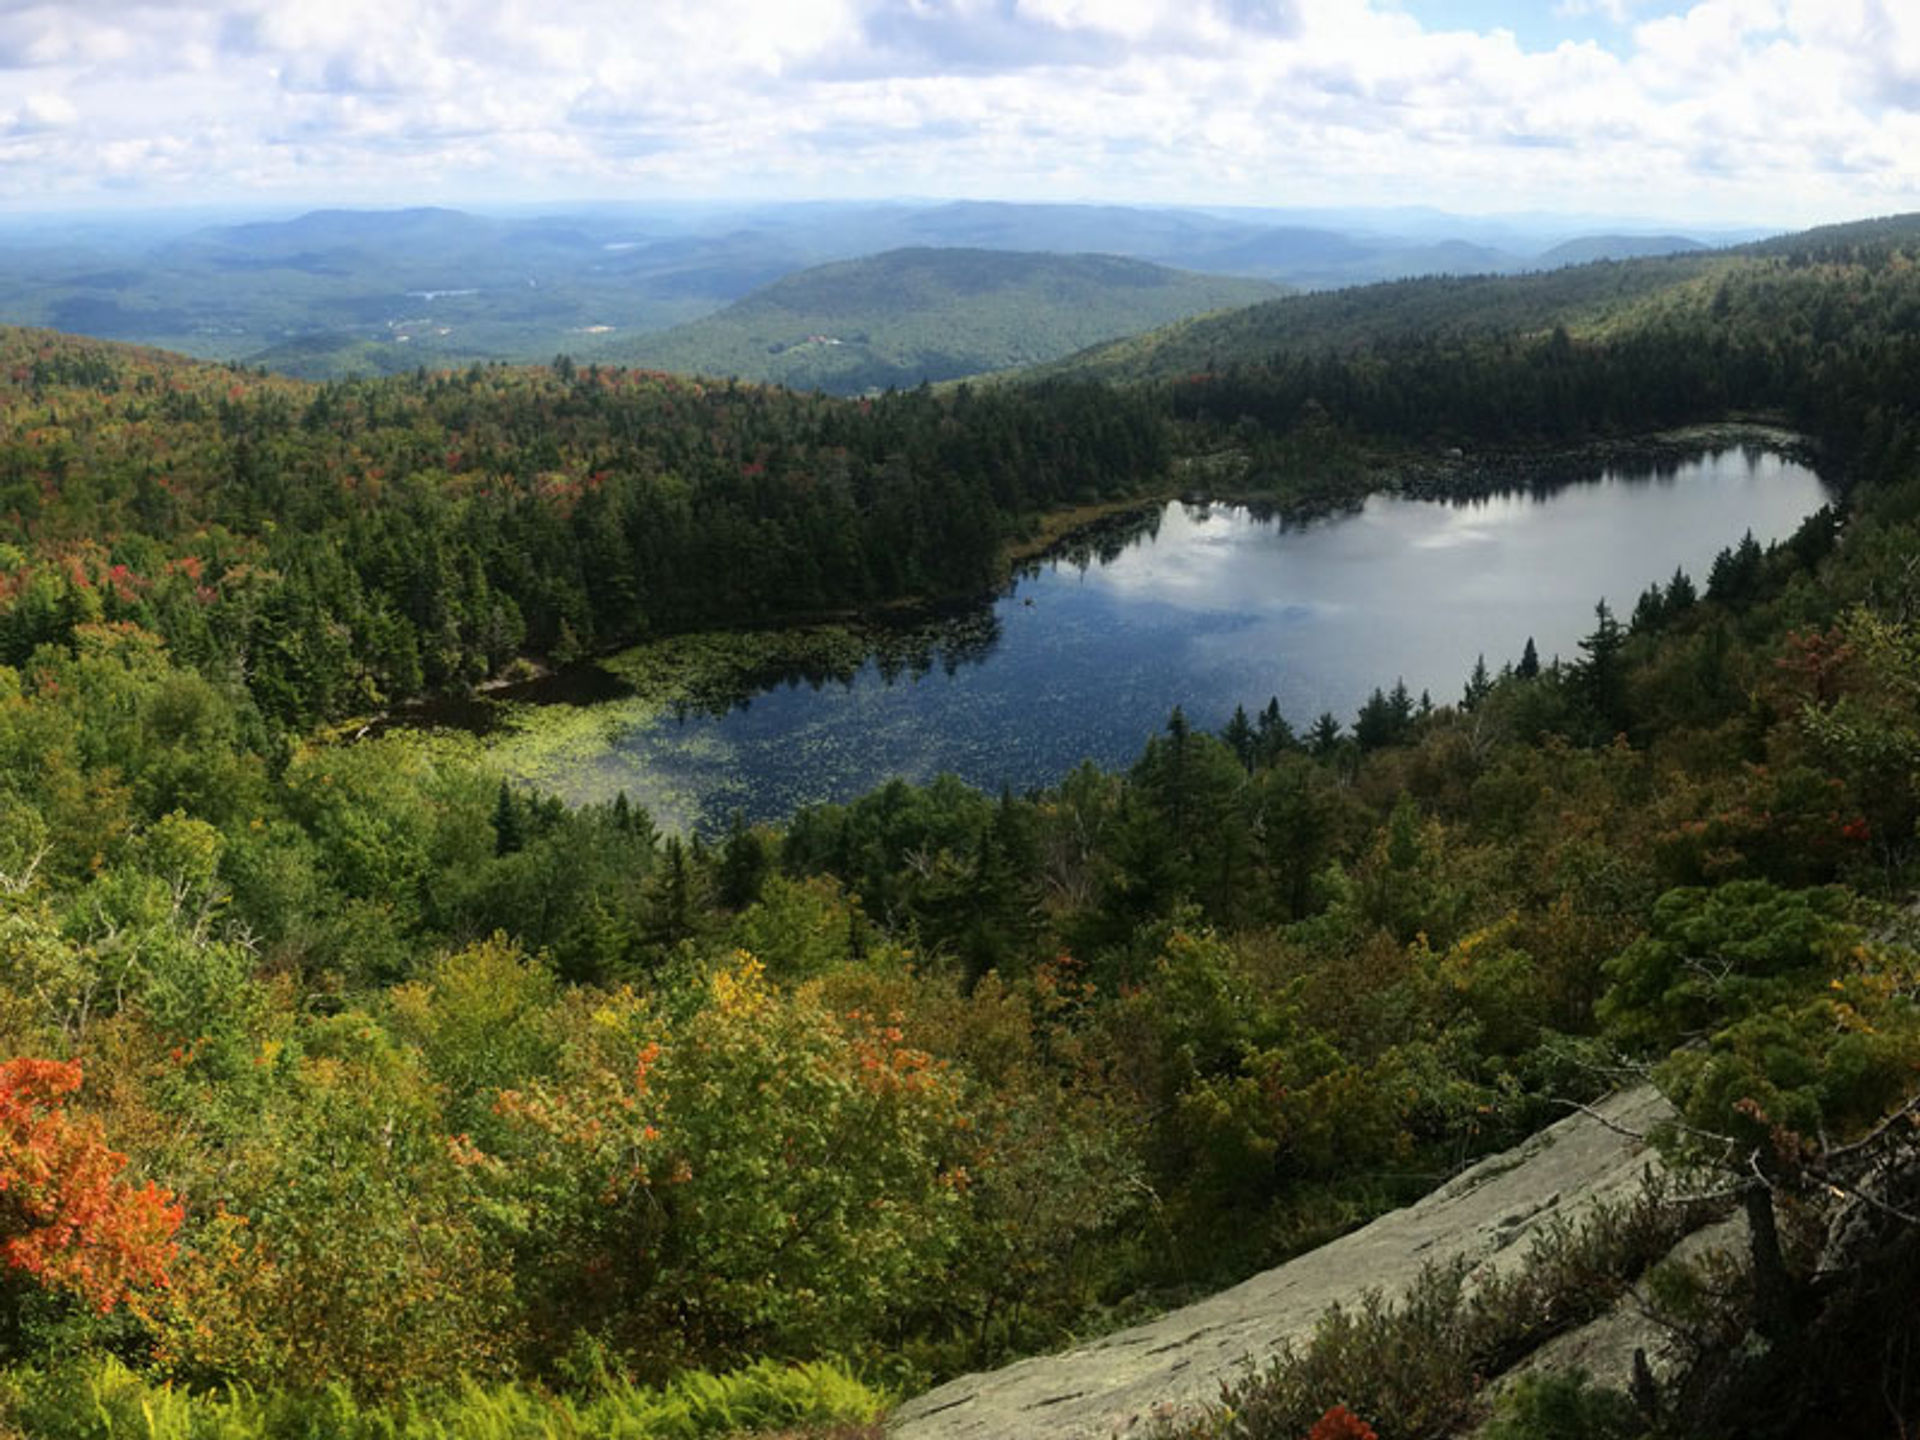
1481, 1370, 1642, 1440
1173, 1180, 1711, 1440
0, 1355, 887, 1440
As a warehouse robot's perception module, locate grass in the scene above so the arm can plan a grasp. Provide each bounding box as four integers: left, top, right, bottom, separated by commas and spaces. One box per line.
382, 615, 997, 826
0, 1356, 888, 1440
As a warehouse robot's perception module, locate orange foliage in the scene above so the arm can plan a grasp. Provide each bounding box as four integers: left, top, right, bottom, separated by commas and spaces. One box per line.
1307, 1404, 1381, 1440
0, 1057, 182, 1312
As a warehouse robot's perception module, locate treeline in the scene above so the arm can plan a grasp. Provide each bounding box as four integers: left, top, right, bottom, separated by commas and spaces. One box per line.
9, 234, 1920, 744
1166, 250, 1920, 494
0, 338, 1166, 726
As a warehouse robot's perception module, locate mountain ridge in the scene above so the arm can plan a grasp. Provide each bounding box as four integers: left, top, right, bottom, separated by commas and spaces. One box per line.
602, 246, 1289, 394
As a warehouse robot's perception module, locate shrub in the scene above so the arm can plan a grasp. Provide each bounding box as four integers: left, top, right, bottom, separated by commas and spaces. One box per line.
0, 1353, 887, 1440
1480, 1370, 1641, 1440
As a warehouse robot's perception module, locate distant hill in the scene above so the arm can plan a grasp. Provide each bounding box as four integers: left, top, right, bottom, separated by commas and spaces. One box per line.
1533, 234, 1708, 267
1028, 250, 1738, 385
0, 201, 1733, 380
603, 248, 1288, 393
0, 206, 811, 379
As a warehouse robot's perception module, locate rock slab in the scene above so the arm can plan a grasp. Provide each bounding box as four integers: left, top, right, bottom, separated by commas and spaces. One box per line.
890, 1085, 1675, 1440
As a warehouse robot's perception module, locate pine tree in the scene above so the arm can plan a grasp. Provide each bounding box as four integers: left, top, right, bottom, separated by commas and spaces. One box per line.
1462, 654, 1492, 710
1631, 583, 1666, 633
1354, 687, 1395, 750
718, 811, 771, 910
1388, 678, 1414, 731
1222, 704, 1257, 771
1577, 599, 1628, 738
492, 780, 525, 857
1308, 711, 1343, 756
1255, 697, 1297, 762
1517, 636, 1541, 680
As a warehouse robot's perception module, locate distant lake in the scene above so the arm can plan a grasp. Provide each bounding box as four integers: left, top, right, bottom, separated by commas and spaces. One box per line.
474, 447, 1831, 831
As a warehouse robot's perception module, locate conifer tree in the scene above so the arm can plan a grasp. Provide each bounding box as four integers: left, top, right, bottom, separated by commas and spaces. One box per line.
1516, 636, 1541, 680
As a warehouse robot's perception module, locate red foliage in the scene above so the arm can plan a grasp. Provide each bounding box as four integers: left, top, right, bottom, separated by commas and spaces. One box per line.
0, 1058, 182, 1312
1307, 1405, 1381, 1440
1774, 625, 1854, 707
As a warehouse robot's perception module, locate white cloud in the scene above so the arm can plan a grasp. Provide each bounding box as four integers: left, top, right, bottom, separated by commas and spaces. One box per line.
1554, 0, 1647, 22
0, 0, 1913, 223
9, 92, 78, 131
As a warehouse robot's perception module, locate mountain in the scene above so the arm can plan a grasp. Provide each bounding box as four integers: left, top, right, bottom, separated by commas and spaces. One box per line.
0, 206, 807, 378
1532, 233, 1709, 267
603, 247, 1289, 393
1029, 249, 1735, 384
0, 202, 1738, 380
1033, 215, 1920, 387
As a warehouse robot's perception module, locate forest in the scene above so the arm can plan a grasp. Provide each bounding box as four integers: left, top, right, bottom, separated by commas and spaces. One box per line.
1, 216, 1920, 1439
609, 247, 1286, 396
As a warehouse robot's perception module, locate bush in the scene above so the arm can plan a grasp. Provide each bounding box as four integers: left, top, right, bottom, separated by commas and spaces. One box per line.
1481, 1371, 1642, 1440
0, 1354, 887, 1439
1176, 1180, 1709, 1440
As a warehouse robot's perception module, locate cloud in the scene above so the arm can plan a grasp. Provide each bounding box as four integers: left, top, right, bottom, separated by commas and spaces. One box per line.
802, 1, 1133, 80
6, 92, 78, 132
1214, 0, 1302, 37
0, 0, 1916, 224
0, 7, 137, 69
1554, 0, 1646, 21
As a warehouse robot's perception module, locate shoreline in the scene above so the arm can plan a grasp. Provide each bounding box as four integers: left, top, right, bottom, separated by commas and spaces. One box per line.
350, 419, 1824, 745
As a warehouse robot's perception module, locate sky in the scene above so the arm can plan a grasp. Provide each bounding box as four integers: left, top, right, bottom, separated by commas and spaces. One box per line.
2, 0, 1918, 226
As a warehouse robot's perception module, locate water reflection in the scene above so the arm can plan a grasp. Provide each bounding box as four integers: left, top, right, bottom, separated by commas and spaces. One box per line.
486, 447, 1832, 832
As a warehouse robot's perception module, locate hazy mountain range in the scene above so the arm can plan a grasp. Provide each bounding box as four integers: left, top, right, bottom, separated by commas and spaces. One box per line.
0, 200, 1758, 387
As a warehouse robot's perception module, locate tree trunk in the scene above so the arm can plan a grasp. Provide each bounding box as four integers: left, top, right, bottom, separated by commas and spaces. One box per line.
1746, 1179, 1797, 1344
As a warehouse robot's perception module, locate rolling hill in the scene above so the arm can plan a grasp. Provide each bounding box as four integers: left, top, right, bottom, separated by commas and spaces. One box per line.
0, 206, 812, 379
1532, 233, 1708, 267
1028, 250, 1738, 384
0, 202, 1740, 383
601, 247, 1289, 393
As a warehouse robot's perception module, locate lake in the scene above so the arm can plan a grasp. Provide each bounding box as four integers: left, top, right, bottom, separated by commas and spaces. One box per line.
473, 445, 1831, 831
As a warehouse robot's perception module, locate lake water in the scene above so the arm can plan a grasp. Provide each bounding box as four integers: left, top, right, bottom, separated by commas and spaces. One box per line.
487, 447, 1830, 831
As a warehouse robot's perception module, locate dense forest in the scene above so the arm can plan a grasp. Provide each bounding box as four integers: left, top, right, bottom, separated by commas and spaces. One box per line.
612, 248, 1285, 395
2, 217, 1920, 1439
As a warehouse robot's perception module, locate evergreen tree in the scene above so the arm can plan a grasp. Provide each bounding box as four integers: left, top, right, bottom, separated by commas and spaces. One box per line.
1462, 654, 1492, 710
1222, 704, 1257, 771
1631, 583, 1666, 633
1307, 711, 1343, 757
718, 811, 772, 910
1255, 697, 1297, 762
1389, 678, 1415, 731
1354, 687, 1395, 750
492, 780, 525, 857
1707, 530, 1765, 607
1516, 636, 1541, 680
1576, 599, 1628, 738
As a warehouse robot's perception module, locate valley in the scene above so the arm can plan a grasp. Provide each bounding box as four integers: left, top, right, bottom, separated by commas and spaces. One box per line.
1, 207, 1919, 1440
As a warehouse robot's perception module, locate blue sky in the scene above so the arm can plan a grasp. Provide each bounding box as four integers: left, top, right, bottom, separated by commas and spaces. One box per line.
1393, 1, 1689, 54
1, 0, 1917, 226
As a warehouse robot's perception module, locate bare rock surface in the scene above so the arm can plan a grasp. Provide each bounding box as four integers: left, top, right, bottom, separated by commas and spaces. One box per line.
1490, 1213, 1747, 1403
890, 1084, 1675, 1440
